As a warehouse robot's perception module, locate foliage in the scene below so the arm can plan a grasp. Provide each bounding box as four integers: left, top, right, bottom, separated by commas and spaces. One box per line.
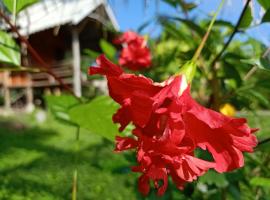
2, 0, 38, 14
0, 30, 21, 68
73, 1, 270, 198
250, 177, 270, 188
45, 95, 80, 125
262, 9, 270, 23
257, 0, 270, 10
1, 0, 270, 199
69, 96, 119, 141
141, 12, 270, 111
99, 39, 117, 63
238, 4, 253, 29
162, 0, 197, 12
45, 95, 119, 141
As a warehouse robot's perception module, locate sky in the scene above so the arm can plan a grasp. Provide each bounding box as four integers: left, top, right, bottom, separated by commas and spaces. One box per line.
108, 0, 270, 46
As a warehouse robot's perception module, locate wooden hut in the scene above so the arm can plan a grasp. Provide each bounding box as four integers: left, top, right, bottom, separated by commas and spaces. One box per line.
0, 0, 118, 111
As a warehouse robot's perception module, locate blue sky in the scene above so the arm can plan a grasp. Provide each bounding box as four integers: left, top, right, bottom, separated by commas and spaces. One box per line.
108, 0, 270, 45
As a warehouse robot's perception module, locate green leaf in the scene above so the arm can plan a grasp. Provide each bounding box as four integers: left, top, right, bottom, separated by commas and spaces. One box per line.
244, 37, 266, 56
248, 90, 270, 107
179, 1, 197, 11
223, 62, 242, 87
99, 39, 117, 61
83, 49, 100, 59
2, 0, 38, 14
255, 79, 270, 89
250, 177, 270, 188
214, 20, 234, 30
256, 141, 270, 152
0, 30, 21, 67
240, 57, 270, 71
199, 170, 229, 188
262, 9, 270, 23
137, 18, 155, 33
260, 57, 270, 70
239, 5, 253, 29
257, 0, 270, 10
45, 94, 80, 124
160, 16, 205, 36
227, 185, 241, 200
162, 22, 185, 39
162, 0, 197, 11
68, 96, 119, 141
162, 0, 178, 8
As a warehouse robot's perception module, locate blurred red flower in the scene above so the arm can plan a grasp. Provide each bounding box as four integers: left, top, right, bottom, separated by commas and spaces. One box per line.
114, 31, 151, 71
89, 55, 258, 196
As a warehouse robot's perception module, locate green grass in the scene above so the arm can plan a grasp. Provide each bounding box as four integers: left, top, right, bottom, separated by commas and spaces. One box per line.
0, 110, 269, 200
0, 111, 140, 200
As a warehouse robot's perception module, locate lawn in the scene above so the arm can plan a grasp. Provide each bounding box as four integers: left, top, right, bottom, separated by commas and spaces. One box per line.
0, 110, 269, 200
0, 110, 140, 200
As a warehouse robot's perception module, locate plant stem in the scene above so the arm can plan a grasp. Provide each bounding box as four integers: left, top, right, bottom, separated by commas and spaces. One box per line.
72, 126, 80, 200
243, 66, 258, 81
210, 67, 220, 111
191, 0, 226, 62
72, 170, 77, 200
244, 46, 270, 81
180, 0, 225, 83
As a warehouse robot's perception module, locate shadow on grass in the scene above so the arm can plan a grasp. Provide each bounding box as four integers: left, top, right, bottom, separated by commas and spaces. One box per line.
0, 121, 73, 199
0, 120, 142, 200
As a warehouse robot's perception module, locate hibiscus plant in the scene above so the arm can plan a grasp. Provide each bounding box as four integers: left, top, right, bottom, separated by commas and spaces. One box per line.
46, 0, 270, 199
1, 0, 270, 199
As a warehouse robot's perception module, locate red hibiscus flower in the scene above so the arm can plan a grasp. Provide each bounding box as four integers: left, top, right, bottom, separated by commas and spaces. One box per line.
89, 55, 258, 196
114, 31, 145, 45
114, 31, 151, 71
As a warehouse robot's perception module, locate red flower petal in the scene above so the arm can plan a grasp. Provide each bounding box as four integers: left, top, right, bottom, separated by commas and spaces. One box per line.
89, 54, 123, 76
173, 155, 215, 182
114, 31, 151, 71
180, 90, 258, 172
115, 136, 138, 152
113, 31, 144, 45
89, 55, 258, 196
138, 167, 168, 196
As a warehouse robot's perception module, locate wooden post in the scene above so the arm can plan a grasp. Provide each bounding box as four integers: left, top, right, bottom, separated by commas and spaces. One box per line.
21, 42, 34, 112
71, 28, 81, 97
3, 71, 11, 110
25, 74, 34, 112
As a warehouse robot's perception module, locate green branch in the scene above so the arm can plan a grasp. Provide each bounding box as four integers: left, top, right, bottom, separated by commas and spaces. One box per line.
179, 0, 226, 83
192, 0, 226, 62
72, 126, 80, 200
